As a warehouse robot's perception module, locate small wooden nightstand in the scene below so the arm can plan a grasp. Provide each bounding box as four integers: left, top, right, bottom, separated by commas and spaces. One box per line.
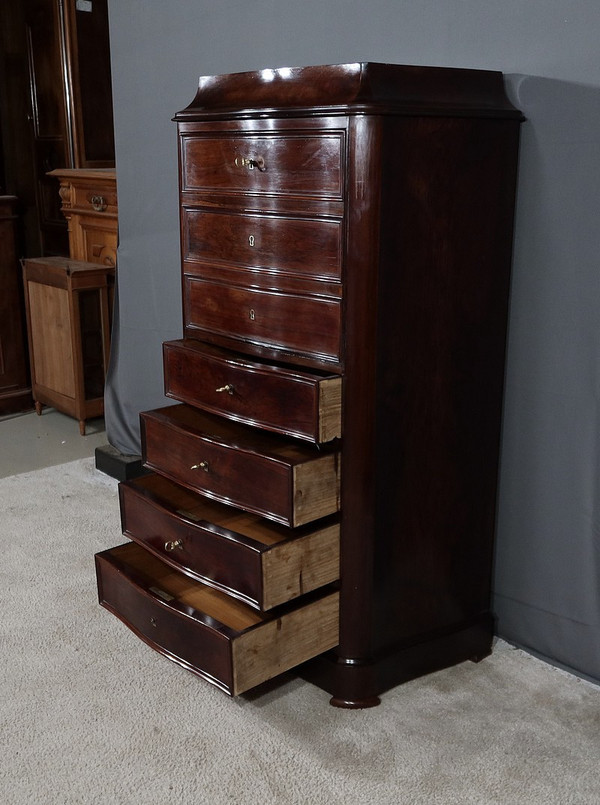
22, 256, 114, 435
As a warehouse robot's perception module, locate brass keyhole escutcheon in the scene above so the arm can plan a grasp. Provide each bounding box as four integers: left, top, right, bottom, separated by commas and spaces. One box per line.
216, 384, 234, 395
248, 234, 255, 247
164, 539, 183, 552
150, 617, 157, 628
249, 309, 256, 321
235, 156, 255, 170
234, 156, 265, 171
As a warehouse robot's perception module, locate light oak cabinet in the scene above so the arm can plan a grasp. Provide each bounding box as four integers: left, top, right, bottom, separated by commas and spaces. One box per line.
23, 168, 118, 432
95, 63, 521, 706
48, 168, 117, 267
22, 256, 114, 434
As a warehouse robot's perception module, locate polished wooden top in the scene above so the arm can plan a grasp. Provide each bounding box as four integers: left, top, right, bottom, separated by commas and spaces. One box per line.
175, 62, 521, 121
23, 255, 115, 277
48, 168, 116, 182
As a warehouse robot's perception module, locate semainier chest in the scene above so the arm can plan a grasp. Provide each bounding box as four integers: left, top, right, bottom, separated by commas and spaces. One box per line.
95, 62, 521, 707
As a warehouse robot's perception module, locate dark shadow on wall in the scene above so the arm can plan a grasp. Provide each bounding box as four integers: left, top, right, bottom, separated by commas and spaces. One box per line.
494, 75, 600, 683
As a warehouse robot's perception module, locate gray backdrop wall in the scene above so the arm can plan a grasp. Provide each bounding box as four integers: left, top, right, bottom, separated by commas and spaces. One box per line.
105, 0, 600, 683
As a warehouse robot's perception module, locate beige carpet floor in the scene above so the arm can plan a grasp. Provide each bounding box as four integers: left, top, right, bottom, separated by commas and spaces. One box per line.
1, 458, 599, 804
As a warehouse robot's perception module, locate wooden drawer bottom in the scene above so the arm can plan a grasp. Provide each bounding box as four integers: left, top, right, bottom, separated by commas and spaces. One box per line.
95, 542, 339, 696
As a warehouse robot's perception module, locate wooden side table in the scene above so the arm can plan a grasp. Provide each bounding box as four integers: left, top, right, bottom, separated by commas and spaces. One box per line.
22, 256, 114, 435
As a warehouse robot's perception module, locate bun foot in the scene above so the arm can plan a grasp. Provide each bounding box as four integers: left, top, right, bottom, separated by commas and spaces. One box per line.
329, 695, 381, 709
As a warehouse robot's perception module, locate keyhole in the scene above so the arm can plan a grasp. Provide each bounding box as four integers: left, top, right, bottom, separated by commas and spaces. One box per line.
248, 234, 255, 247
249, 309, 256, 321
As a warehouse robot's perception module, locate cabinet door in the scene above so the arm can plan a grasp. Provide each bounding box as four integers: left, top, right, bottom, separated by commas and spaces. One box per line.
24, 0, 70, 254
0, 198, 31, 414
65, 0, 115, 166
21, 0, 115, 254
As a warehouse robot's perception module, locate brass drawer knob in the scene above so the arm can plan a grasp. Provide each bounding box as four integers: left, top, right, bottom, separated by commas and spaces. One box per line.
164, 539, 183, 552
190, 461, 209, 472
215, 383, 234, 395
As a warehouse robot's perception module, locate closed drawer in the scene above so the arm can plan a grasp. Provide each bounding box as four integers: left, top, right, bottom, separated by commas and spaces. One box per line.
81, 226, 118, 267
70, 184, 118, 217
141, 404, 341, 527
120, 474, 340, 610
183, 209, 342, 281
163, 339, 341, 443
96, 542, 339, 696
184, 277, 342, 368
181, 132, 344, 199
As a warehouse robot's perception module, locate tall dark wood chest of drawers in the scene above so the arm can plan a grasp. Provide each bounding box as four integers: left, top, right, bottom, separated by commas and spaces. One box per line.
95, 63, 522, 707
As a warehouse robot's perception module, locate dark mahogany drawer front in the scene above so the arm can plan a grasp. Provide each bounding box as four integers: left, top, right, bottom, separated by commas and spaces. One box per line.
184, 277, 342, 367
184, 209, 342, 281
120, 473, 340, 610
181, 133, 344, 199
163, 339, 341, 443
95, 542, 340, 696
140, 404, 341, 527
96, 543, 235, 693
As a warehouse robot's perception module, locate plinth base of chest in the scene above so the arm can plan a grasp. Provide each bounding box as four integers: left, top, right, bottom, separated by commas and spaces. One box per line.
298, 612, 494, 708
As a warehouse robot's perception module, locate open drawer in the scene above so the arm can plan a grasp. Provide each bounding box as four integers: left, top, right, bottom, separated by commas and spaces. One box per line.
141, 404, 341, 527
120, 473, 340, 610
95, 541, 339, 696
163, 339, 341, 444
